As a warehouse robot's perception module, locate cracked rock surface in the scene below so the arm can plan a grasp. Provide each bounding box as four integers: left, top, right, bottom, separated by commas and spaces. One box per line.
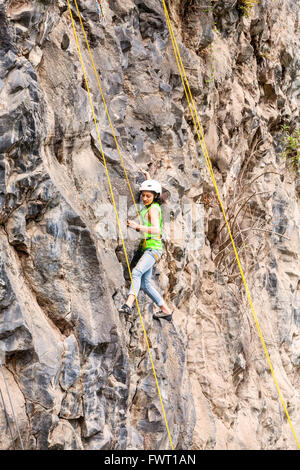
0, 0, 300, 450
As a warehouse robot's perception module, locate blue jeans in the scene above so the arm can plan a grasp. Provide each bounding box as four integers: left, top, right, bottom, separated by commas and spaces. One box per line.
128, 249, 164, 307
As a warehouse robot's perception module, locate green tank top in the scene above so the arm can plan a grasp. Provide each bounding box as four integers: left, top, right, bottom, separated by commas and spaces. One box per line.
139, 202, 163, 251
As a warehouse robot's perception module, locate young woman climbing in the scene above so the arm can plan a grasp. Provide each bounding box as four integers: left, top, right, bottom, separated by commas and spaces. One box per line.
119, 169, 173, 322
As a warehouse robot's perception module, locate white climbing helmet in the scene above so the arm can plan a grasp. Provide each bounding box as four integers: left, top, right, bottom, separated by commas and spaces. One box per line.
139, 179, 162, 195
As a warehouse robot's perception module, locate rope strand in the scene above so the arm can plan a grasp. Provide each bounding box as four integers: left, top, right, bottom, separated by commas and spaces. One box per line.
161, 0, 300, 449
67, 0, 174, 449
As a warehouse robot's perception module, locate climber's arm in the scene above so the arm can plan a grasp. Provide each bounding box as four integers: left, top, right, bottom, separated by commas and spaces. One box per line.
140, 168, 151, 180
127, 206, 160, 234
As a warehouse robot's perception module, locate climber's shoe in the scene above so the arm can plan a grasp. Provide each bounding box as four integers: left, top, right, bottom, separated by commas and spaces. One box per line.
153, 311, 173, 322
119, 304, 133, 315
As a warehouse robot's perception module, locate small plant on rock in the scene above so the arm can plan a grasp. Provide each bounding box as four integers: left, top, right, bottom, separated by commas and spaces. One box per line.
280, 125, 300, 171
238, 0, 259, 17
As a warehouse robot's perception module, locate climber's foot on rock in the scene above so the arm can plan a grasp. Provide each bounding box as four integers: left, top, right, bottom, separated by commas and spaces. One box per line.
119, 304, 133, 315
153, 311, 173, 322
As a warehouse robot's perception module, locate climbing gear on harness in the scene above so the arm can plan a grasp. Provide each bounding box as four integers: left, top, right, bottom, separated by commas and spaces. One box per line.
139, 179, 162, 195
139, 202, 163, 251
119, 304, 133, 315
95, 0, 105, 22
153, 311, 173, 322
151, 251, 161, 263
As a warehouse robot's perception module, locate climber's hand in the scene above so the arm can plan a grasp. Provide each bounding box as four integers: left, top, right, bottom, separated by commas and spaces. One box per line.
127, 219, 139, 230
140, 168, 150, 180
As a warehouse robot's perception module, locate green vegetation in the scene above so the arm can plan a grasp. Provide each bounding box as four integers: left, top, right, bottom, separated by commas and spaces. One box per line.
238, 0, 259, 17
280, 125, 300, 171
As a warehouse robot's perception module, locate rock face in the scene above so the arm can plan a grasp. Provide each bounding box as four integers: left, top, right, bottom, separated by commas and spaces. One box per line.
0, 0, 299, 450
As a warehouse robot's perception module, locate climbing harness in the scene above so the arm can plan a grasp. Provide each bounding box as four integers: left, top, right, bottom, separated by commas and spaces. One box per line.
67, 0, 174, 449
95, 0, 105, 23
161, 0, 300, 449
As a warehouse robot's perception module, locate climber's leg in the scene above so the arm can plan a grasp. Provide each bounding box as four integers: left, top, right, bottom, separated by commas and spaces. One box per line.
120, 251, 156, 312
141, 255, 172, 318
129, 247, 143, 272
140, 272, 156, 303
141, 266, 164, 307
127, 251, 156, 301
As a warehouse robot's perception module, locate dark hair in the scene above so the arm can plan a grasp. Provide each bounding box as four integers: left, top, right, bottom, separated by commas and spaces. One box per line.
139, 191, 168, 205
153, 192, 161, 204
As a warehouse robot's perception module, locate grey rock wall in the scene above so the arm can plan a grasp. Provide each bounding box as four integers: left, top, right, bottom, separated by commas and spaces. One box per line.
0, 0, 299, 450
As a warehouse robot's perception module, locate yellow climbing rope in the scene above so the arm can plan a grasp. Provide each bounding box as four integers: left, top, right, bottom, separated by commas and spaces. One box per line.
161, 0, 300, 449
72, 0, 143, 230
67, 0, 299, 450
66, 0, 174, 450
